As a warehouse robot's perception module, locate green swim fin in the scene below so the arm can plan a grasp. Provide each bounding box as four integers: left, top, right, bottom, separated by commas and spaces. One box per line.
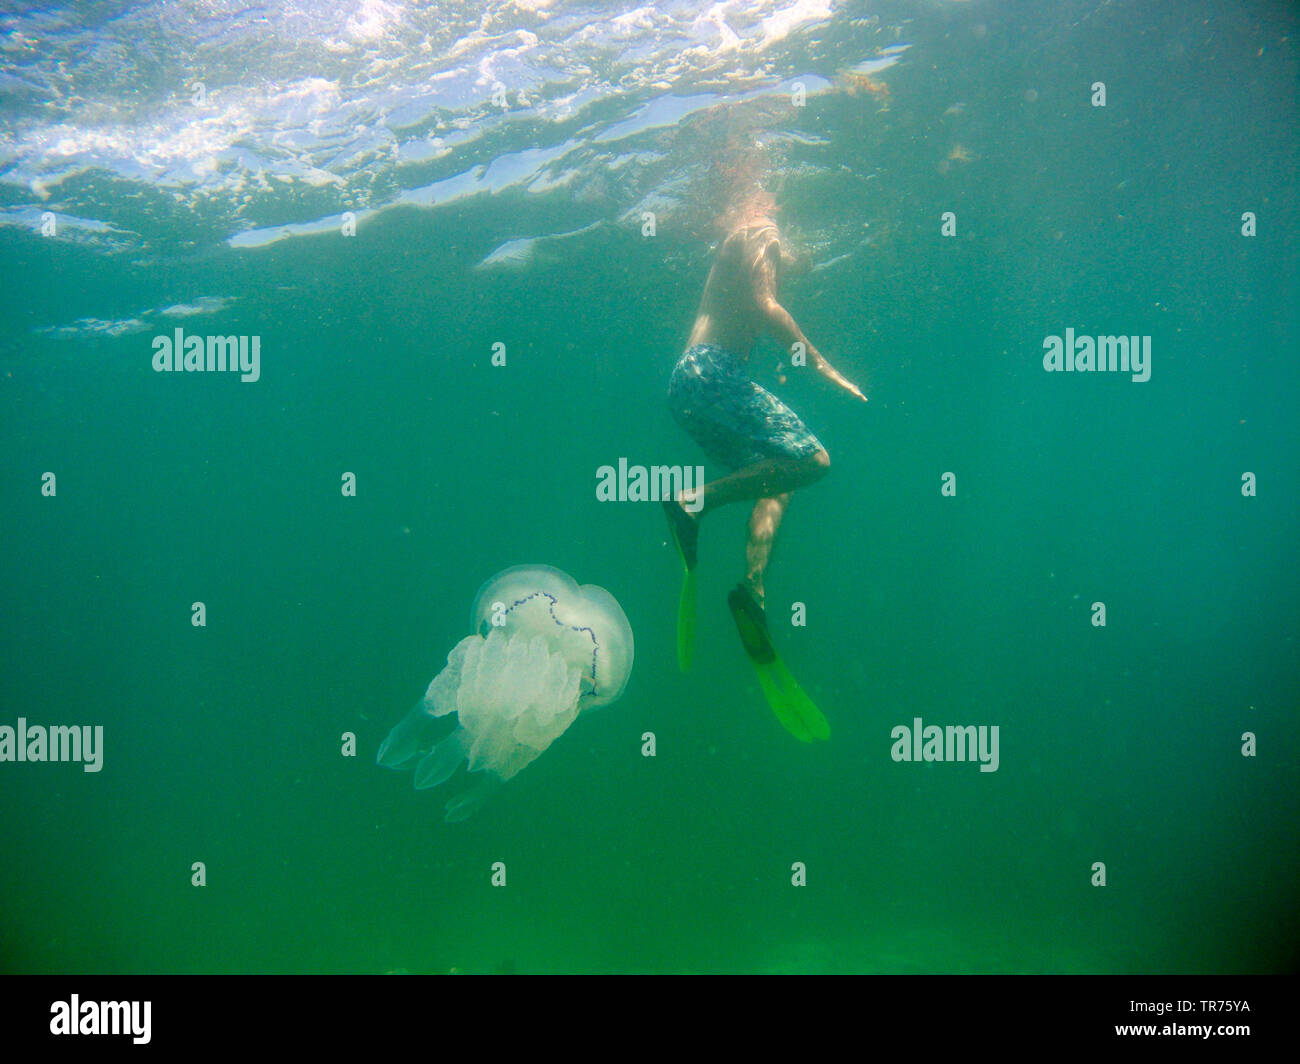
662, 499, 699, 571
664, 501, 699, 671
727, 585, 830, 742
677, 567, 697, 671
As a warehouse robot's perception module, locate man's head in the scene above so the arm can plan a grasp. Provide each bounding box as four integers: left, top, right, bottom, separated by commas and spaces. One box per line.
751, 219, 808, 279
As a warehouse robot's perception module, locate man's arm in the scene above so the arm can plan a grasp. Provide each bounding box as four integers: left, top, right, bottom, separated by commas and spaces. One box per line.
754, 248, 868, 402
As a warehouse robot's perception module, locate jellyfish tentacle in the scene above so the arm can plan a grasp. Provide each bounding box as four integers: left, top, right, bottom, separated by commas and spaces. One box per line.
444, 774, 504, 823
376, 701, 439, 770
414, 729, 468, 790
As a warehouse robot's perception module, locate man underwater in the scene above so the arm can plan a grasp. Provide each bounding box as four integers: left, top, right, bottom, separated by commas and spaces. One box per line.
663, 203, 866, 740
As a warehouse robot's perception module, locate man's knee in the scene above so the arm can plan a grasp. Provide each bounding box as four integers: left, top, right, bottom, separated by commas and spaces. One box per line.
806, 448, 830, 479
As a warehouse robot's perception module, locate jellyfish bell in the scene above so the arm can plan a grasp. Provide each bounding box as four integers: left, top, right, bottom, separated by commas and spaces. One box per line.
377, 564, 634, 821
471, 564, 633, 707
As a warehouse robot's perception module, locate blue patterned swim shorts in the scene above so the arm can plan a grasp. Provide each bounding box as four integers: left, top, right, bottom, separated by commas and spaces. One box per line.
667, 343, 824, 471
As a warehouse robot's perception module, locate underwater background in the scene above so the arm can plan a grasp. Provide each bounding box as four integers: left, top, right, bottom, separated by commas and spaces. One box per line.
1, 0, 1296, 974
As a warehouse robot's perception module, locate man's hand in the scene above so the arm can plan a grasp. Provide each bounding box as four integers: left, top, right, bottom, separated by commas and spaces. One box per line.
758, 287, 869, 405
811, 349, 868, 403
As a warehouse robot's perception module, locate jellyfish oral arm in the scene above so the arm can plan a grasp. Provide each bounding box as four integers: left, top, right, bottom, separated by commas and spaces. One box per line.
375, 701, 438, 770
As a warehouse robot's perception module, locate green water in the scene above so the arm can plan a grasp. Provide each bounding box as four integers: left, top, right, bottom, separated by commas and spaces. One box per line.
1, 0, 1297, 973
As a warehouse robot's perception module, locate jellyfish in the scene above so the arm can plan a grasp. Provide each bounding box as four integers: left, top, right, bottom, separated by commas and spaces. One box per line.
377, 564, 634, 821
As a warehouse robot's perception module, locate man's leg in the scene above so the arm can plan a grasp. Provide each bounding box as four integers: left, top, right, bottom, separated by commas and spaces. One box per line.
745, 492, 792, 608
681, 448, 828, 516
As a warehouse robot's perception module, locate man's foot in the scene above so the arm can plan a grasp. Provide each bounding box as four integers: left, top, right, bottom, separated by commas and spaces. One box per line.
727, 584, 776, 664
663, 499, 699, 571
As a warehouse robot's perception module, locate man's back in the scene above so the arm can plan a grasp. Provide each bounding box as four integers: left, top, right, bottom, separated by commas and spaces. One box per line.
687, 223, 781, 357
